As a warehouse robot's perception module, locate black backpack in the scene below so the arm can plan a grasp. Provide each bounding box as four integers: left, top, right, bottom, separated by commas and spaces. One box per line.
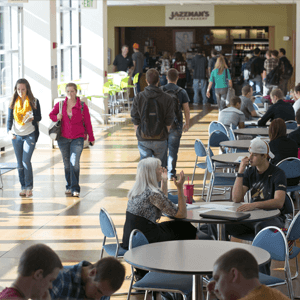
140, 98, 164, 139
266, 64, 281, 86
245, 57, 258, 80
161, 86, 182, 129
282, 60, 293, 80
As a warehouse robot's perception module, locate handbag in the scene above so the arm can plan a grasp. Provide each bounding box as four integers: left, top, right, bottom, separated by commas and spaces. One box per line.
80, 100, 89, 148
225, 69, 235, 104
49, 101, 63, 140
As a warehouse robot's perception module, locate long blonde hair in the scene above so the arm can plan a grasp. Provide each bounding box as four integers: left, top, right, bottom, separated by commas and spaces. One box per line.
128, 157, 161, 200
214, 56, 228, 75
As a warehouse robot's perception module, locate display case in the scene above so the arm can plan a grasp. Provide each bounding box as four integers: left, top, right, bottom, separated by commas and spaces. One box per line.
231, 38, 269, 79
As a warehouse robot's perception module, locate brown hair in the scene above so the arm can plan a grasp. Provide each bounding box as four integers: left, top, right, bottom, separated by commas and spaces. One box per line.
296, 109, 300, 124
294, 83, 300, 94
243, 56, 249, 63
270, 88, 284, 100
271, 50, 279, 58
18, 244, 62, 277
215, 248, 259, 280
230, 96, 241, 107
92, 257, 125, 291
66, 82, 78, 93
9, 78, 36, 109
167, 68, 179, 83
242, 85, 252, 96
269, 118, 286, 141
214, 56, 228, 75
146, 68, 159, 85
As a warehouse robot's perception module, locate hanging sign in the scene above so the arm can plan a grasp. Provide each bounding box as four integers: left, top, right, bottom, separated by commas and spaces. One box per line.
165, 4, 215, 27
81, 0, 97, 9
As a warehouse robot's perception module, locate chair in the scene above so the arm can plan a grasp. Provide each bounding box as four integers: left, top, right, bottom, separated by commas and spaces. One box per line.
208, 121, 228, 136
208, 130, 230, 154
99, 207, 126, 259
0, 162, 18, 189
285, 120, 297, 130
133, 73, 140, 96
253, 226, 294, 299
255, 96, 263, 104
127, 229, 193, 300
191, 139, 208, 198
228, 127, 236, 141
253, 103, 259, 111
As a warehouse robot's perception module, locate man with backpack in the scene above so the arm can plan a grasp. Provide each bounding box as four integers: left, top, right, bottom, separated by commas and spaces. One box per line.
131, 68, 174, 167
247, 48, 264, 94
161, 68, 190, 180
279, 48, 293, 95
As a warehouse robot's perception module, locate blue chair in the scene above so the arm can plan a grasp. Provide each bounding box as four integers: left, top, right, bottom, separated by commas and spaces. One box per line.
285, 120, 297, 130
99, 207, 127, 259
228, 127, 236, 141
208, 121, 228, 136
253, 103, 259, 111
127, 229, 193, 300
253, 226, 294, 299
255, 96, 263, 104
208, 130, 230, 154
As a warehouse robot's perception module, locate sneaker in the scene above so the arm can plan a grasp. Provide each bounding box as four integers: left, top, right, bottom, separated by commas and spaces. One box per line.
19, 190, 26, 196
65, 189, 72, 194
192, 102, 199, 106
72, 191, 80, 197
26, 190, 33, 198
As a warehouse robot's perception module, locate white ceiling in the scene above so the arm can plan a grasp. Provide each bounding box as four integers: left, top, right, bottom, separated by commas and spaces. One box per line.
107, 0, 296, 6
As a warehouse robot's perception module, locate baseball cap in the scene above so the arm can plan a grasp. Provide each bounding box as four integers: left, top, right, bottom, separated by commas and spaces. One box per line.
249, 137, 274, 159
133, 43, 139, 49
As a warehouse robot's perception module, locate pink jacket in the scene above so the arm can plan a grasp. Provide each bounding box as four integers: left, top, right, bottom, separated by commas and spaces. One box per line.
49, 97, 95, 141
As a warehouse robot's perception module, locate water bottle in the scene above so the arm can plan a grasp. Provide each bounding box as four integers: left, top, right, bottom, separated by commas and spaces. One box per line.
286, 92, 290, 100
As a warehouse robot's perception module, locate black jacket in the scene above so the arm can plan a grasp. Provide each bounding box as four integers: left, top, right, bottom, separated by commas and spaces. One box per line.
191, 54, 207, 79
7, 98, 42, 142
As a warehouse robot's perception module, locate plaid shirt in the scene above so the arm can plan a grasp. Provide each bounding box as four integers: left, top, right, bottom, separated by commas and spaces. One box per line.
264, 57, 284, 75
50, 261, 110, 300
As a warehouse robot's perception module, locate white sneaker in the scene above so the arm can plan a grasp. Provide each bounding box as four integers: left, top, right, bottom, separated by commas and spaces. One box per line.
72, 191, 80, 197
65, 189, 72, 194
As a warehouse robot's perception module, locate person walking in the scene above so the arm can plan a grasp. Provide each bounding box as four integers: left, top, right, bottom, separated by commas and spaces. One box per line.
174, 52, 187, 89
7, 78, 42, 198
49, 83, 95, 197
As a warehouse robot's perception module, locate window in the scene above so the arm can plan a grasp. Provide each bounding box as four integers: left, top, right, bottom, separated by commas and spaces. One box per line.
57, 0, 81, 93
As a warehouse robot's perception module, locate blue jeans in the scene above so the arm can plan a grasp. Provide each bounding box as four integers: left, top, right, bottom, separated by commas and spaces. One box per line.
12, 132, 36, 190
166, 128, 182, 179
193, 79, 207, 104
58, 137, 84, 193
160, 74, 167, 86
249, 75, 262, 94
211, 82, 217, 104
138, 140, 167, 167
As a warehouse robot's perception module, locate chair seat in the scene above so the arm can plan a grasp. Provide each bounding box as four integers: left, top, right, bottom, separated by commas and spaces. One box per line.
196, 162, 207, 169
212, 175, 236, 187
133, 272, 192, 295
289, 246, 300, 259
286, 185, 300, 193
103, 244, 127, 257
259, 272, 285, 286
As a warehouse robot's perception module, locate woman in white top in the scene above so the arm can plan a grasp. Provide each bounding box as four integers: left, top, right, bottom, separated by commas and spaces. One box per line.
7, 79, 41, 198
293, 84, 300, 114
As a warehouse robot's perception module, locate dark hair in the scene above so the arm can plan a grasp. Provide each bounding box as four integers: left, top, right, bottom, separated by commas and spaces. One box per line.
18, 244, 62, 277
215, 248, 259, 279
242, 85, 252, 96
146, 68, 159, 85
230, 96, 241, 107
254, 47, 261, 55
211, 49, 218, 56
296, 109, 300, 124
122, 45, 129, 50
294, 83, 300, 94
10, 78, 36, 109
167, 68, 179, 82
175, 52, 184, 62
271, 50, 279, 58
269, 118, 286, 141
66, 82, 78, 93
93, 257, 125, 291
270, 88, 284, 100
243, 56, 249, 63
279, 48, 286, 55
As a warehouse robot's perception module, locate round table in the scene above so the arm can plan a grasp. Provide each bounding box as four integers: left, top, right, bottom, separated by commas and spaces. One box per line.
220, 140, 251, 150
124, 240, 271, 300
212, 152, 249, 165
234, 127, 294, 136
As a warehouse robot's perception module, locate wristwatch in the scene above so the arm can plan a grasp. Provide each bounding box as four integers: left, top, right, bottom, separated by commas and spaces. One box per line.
236, 173, 244, 178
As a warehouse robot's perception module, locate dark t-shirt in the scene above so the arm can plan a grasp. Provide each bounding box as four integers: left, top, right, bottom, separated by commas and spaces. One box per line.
132, 52, 144, 76
113, 54, 133, 72
288, 126, 300, 147
243, 164, 286, 216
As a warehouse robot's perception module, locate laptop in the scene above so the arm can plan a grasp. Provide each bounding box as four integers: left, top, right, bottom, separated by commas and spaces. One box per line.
200, 210, 251, 221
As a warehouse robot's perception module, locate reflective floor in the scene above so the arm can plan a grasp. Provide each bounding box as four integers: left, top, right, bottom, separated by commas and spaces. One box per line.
0, 104, 299, 299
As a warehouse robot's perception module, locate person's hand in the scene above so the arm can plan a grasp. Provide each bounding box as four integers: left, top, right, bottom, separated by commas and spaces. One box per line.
27, 117, 34, 123
161, 167, 168, 182
183, 123, 189, 132
173, 171, 185, 189
238, 156, 249, 173
206, 91, 210, 98
57, 113, 63, 121
251, 96, 256, 103
90, 141, 95, 146
237, 203, 257, 212
39, 290, 51, 300
8, 131, 16, 140
207, 281, 219, 299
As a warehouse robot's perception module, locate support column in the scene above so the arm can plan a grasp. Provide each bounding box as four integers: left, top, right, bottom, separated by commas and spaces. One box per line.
23, 0, 57, 147
296, 1, 300, 85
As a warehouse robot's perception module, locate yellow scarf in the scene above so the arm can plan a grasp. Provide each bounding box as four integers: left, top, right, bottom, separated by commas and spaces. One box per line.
14, 96, 32, 126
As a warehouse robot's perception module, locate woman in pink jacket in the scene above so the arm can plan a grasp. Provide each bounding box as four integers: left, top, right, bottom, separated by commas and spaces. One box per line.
49, 83, 95, 197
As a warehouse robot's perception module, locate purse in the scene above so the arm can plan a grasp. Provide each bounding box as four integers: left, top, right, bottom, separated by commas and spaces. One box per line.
49, 101, 63, 140
225, 69, 235, 104
80, 100, 90, 148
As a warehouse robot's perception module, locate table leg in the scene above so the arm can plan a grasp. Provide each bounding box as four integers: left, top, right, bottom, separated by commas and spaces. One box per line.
193, 274, 203, 300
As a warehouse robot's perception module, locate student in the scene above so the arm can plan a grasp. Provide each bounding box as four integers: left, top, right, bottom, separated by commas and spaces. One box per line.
207, 248, 290, 300
240, 85, 258, 120
218, 96, 245, 130
292, 84, 300, 114
288, 108, 300, 152
0, 244, 62, 300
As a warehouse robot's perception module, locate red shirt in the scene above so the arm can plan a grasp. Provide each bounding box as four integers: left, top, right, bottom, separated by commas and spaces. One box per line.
174, 61, 187, 79
0, 287, 25, 300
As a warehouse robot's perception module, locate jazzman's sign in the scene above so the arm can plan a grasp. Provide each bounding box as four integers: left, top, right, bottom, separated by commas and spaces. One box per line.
165, 5, 214, 26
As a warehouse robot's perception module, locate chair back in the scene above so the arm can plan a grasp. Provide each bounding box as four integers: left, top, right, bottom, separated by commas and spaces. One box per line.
208, 121, 228, 136
133, 73, 140, 84
285, 120, 297, 130
253, 103, 259, 111
99, 208, 118, 238
255, 97, 262, 104
208, 130, 229, 153
121, 76, 129, 89
287, 211, 300, 241
206, 147, 214, 174
228, 127, 236, 141
281, 194, 295, 218
194, 139, 207, 158
276, 157, 300, 180
129, 229, 149, 250
253, 226, 288, 262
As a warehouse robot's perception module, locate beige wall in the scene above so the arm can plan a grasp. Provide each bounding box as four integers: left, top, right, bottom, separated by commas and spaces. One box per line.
107, 4, 296, 72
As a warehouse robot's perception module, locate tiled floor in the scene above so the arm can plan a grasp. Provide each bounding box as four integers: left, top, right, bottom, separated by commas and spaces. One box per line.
0, 104, 299, 299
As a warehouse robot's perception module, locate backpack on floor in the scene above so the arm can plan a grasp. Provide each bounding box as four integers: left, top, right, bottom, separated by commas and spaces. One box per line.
140, 98, 164, 139
161, 86, 182, 129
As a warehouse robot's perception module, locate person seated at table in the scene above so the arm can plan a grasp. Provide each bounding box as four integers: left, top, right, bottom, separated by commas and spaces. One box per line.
257, 88, 295, 126
292, 83, 300, 114
225, 137, 287, 245
269, 118, 298, 166
240, 85, 259, 121
207, 248, 290, 300
218, 96, 245, 130
288, 108, 300, 156
121, 157, 209, 250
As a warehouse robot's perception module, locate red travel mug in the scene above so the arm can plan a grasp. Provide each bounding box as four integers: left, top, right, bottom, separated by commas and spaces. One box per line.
184, 184, 194, 204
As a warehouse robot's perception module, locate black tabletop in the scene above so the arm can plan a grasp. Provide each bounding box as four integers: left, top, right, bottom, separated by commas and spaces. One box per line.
220, 140, 251, 150
212, 152, 249, 164
234, 128, 293, 136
